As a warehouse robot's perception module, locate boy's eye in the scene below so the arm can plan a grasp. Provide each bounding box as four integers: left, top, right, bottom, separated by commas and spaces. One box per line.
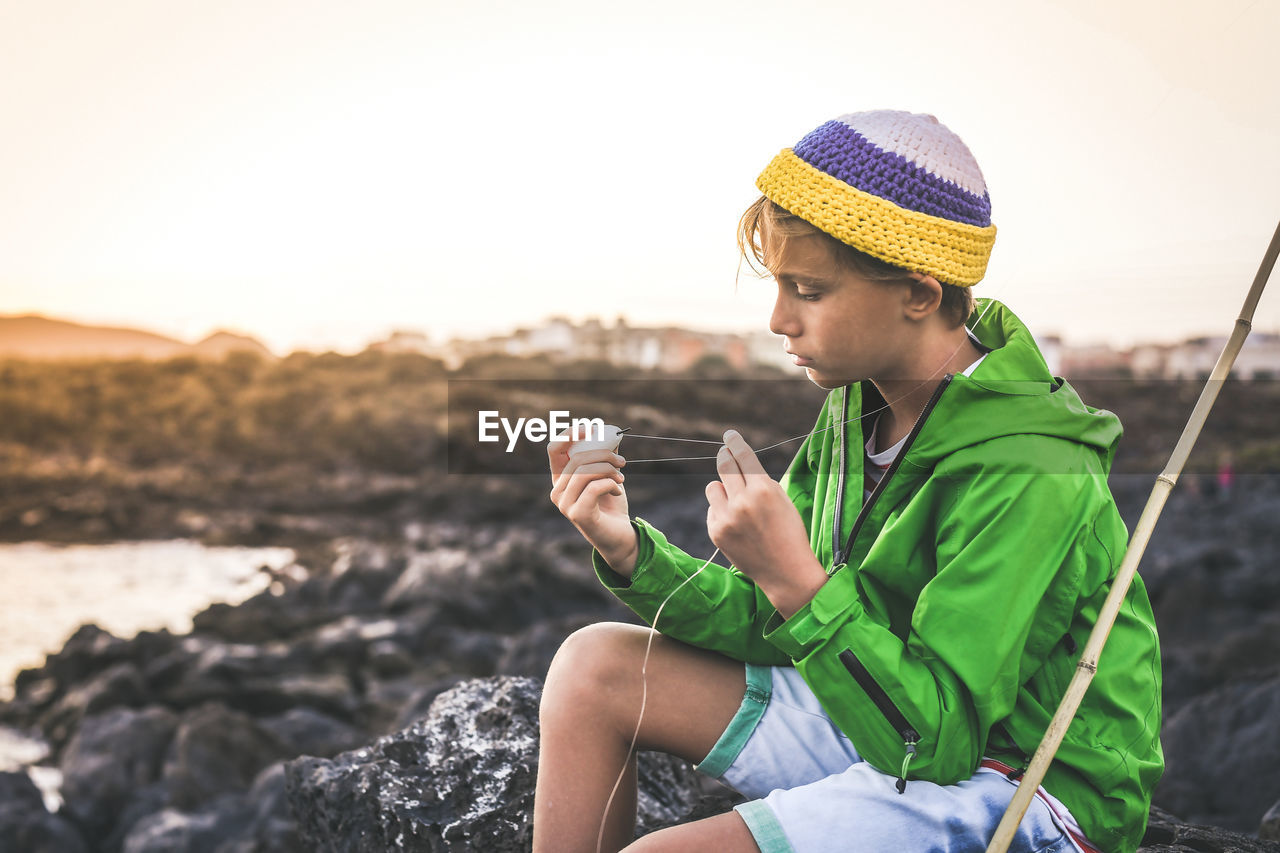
797, 291, 822, 302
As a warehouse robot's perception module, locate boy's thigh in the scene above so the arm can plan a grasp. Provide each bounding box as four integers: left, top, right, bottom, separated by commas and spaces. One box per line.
703, 667, 1077, 853
739, 764, 1076, 853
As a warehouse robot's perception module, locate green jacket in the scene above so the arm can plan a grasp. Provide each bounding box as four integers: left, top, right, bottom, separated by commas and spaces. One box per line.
593, 300, 1163, 853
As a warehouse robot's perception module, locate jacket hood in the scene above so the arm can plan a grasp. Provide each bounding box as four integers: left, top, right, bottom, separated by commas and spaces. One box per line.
883, 299, 1123, 474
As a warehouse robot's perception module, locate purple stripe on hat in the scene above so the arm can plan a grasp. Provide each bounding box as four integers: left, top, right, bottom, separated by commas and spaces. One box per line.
793, 120, 992, 227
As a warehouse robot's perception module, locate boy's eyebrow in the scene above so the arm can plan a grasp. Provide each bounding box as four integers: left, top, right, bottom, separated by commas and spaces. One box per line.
772, 270, 835, 287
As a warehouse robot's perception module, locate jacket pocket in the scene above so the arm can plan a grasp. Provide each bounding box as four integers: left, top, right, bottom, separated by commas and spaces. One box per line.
838, 648, 921, 793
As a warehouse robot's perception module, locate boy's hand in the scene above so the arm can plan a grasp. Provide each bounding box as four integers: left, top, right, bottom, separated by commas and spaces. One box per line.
548, 430, 638, 578
706, 430, 827, 618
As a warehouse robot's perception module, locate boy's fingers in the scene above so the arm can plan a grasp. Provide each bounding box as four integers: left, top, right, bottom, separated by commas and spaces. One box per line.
716, 443, 746, 495
547, 429, 573, 481
722, 429, 768, 479
549, 441, 624, 486
574, 478, 621, 514
705, 480, 727, 509
554, 461, 624, 508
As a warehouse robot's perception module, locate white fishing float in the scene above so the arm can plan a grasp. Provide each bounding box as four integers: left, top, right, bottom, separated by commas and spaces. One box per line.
568, 424, 628, 457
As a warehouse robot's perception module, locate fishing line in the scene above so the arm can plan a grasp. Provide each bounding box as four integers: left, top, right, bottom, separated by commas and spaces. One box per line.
595, 547, 722, 853
622, 433, 724, 444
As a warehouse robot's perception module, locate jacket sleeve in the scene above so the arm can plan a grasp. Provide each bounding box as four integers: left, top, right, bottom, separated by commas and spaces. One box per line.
592, 519, 793, 666
762, 437, 1105, 785
589, 404, 829, 667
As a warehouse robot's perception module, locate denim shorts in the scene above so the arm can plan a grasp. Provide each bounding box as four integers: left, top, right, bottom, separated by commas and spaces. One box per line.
694, 664, 1098, 853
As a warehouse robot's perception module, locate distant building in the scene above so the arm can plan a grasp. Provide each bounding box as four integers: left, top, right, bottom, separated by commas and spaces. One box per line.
1161, 333, 1280, 380
364, 316, 1280, 380
1035, 334, 1063, 376
369, 330, 433, 355
1060, 343, 1131, 377
1129, 343, 1177, 379
1114, 334, 1280, 380
403, 316, 794, 374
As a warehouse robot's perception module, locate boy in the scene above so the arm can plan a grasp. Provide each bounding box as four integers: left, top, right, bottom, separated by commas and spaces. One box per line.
538, 110, 1162, 853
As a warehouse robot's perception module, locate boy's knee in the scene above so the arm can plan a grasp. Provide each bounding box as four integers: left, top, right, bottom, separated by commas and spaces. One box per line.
542, 621, 644, 720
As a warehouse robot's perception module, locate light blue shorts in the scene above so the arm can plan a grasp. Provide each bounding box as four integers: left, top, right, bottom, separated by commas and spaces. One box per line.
695, 665, 1097, 853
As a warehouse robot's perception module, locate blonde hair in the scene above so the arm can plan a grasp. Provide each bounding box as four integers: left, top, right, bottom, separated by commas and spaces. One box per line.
737, 196, 974, 328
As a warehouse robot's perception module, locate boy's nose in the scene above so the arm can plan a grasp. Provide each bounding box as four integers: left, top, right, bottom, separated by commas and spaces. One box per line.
770, 295, 800, 338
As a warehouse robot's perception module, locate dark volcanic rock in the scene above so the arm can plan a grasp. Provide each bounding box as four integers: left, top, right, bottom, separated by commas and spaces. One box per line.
1140, 806, 1280, 852
285, 676, 705, 851
390, 675, 468, 732
379, 534, 613, 634
258, 707, 369, 759
120, 797, 255, 853
59, 706, 179, 840
0, 770, 89, 853
6, 477, 1279, 851
495, 613, 611, 679
161, 704, 293, 810
121, 763, 302, 853
42, 661, 149, 749
1261, 800, 1280, 841
1155, 672, 1280, 832
35, 624, 130, 688
157, 639, 359, 719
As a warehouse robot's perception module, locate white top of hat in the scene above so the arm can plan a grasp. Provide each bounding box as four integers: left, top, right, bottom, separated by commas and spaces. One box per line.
835, 110, 988, 196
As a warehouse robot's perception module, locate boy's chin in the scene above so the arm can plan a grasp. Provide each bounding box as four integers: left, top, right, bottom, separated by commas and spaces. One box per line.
805, 368, 849, 391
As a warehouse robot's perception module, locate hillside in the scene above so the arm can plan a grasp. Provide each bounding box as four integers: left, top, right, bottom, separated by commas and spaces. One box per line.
0, 315, 273, 360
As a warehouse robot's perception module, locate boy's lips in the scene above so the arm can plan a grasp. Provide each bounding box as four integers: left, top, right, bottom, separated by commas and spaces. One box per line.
787, 350, 815, 367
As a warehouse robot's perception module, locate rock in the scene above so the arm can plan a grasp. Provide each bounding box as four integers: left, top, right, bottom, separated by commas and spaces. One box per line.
258, 707, 368, 758
380, 536, 611, 635
120, 762, 303, 853
37, 624, 129, 688
1155, 672, 1280, 832
232, 762, 306, 852
59, 706, 178, 840
367, 639, 415, 678
41, 661, 148, 749
380, 547, 474, 612
495, 613, 606, 679
0, 771, 89, 853
120, 799, 253, 853
0, 770, 42, 811
191, 597, 323, 644
390, 674, 467, 731
102, 783, 172, 853
158, 641, 358, 719
1262, 799, 1280, 841
138, 637, 212, 695
1140, 805, 1280, 852
161, 704, 293, 810
285, 676, 705, 851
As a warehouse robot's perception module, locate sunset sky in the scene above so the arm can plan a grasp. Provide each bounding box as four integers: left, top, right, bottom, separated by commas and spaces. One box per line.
2, 0, 1278, 355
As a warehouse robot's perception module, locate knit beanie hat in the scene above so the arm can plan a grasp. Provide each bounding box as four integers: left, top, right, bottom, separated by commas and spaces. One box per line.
755, 110, 996, 286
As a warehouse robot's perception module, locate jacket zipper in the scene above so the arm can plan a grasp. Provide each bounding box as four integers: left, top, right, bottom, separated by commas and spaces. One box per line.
830, 386, 851, 568
838, 649, 919, 792
833, 375, 953, 564
832, 375, 954, 792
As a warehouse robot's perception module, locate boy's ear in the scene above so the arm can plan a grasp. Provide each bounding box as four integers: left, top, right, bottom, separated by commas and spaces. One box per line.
903, 273, 943, 321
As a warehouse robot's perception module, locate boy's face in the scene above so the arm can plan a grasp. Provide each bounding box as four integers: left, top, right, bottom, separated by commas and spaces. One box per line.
761, 221, 912, 391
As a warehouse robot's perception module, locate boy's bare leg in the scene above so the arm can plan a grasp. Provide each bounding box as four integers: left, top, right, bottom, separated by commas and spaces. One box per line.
533, 621, 759, 853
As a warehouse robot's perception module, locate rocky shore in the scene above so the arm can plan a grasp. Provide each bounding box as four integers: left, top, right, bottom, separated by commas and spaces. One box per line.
3, 475, 1280, 851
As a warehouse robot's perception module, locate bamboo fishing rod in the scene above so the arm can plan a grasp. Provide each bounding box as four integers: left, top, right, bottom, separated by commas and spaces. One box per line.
985, 218, 1280, 853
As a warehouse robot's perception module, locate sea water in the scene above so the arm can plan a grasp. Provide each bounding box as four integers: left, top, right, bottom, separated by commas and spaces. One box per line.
0, 540, 296, 701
